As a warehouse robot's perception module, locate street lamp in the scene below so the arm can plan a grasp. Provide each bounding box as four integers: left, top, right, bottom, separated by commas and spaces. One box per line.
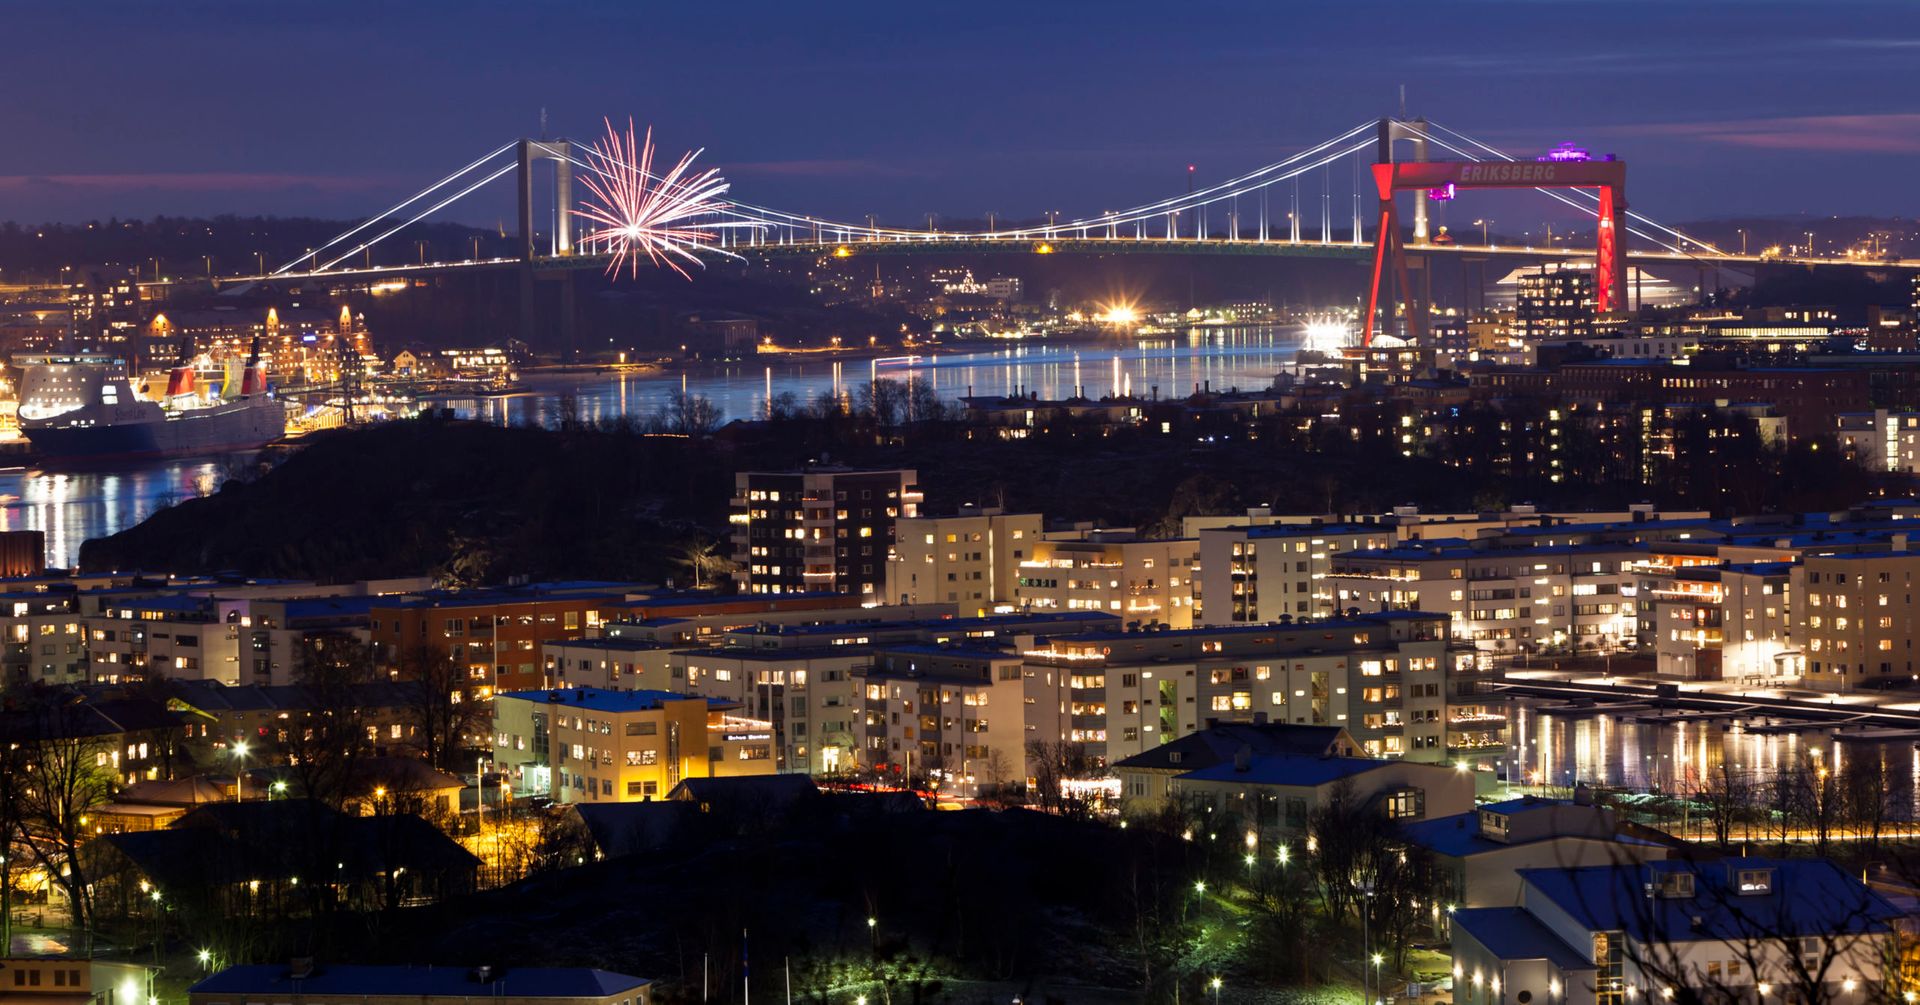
231, 740, 251, 801
1210, 976, 1223, 1005
1358, 881, 1376, 1005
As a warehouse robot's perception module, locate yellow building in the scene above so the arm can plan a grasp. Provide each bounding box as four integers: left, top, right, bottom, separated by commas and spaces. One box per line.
492, 688, 774, 803
1015, 532, 1199, 628
1796, 540, 1920, 689
886, 507, 1042, 614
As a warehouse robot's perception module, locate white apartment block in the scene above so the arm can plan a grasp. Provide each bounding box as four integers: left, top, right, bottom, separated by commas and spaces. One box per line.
1018, 612, 1498, 763
1014, 533, 1199, 628
885, 508, 1042, 613
1836, 410, 1920, 472
1328, 541, 1641, 658
1195, 523, 1397, 624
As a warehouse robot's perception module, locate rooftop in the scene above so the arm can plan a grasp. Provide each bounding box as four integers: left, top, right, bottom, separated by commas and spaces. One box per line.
1452, 907, 1594, 971
497, 687, 718, 713
1172, 752, 1404, 788
1519, 859, 1901, 944
190, 964, 650, 1000
1113, 722, 1356, 773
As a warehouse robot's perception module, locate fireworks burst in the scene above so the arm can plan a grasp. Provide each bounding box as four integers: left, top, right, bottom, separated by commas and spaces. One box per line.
574, 117, 740, 280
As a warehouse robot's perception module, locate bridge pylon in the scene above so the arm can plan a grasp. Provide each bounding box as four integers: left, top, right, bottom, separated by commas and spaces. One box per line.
516, 138, 579, 355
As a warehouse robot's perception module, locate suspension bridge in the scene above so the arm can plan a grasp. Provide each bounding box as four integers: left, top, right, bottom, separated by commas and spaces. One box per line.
213, 116, 1915, 347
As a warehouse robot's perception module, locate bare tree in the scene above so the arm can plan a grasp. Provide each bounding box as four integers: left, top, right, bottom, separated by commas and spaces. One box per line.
11, 704, 116, 949
1695, 759, 1755, 848
280, 633, 378, 808
650, 391, 723, 436
1024, 739, 1098, 816
395, 644, 487, 771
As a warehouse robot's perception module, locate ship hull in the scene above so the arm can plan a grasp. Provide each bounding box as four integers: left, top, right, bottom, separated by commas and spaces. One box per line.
23, 399, 286, 462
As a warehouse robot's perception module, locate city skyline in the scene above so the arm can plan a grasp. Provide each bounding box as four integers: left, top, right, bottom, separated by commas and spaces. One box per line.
2, 0, 1918, 224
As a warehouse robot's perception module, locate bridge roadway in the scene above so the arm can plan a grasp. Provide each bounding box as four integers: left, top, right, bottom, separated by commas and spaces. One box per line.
203, 236, 1911, 287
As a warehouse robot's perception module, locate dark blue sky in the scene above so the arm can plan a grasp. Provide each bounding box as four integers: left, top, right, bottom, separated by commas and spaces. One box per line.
3, 0, 1916, 228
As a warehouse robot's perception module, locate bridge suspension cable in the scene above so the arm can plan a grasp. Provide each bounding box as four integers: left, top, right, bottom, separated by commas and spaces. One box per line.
313, 160, 518, 273
1417, 120, 1732, 258
701, 120, 1383, 243
273, 140, 518, 275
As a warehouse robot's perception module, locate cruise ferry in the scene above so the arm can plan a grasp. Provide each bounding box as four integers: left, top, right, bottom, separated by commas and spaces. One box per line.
16, 352, 286, 461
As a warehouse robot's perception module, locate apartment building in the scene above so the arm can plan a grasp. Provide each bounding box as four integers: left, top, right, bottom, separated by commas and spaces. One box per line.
1794, 539, 1920, 689
885, 507, 1042, 612
542, 637, 679, 690
1014, 532, 1199, 628
729, 468, 920, 597
85, 594, 245, 685
370, 587, 635, 694
1019, 612, 1496, 763
1328, 541, 1641, 658
676, 645, 869, 774
1195, 523, 1397, 624
0, 590, 89, 687
1648, 562, 1799, 681
492, 688, 774, 803
239, 596, 382, 686
1836, 409, 1920, 472
854, 644, 1032, 792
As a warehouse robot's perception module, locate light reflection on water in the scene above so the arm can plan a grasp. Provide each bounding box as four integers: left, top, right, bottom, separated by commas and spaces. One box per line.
440, 327, 1305, 427
19, 328, 1309, 571
0, 460, 225, 570
1508, 699, 1920, 820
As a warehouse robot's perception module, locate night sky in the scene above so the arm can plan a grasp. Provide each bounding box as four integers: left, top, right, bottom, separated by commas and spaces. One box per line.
3, 0, 1916, 227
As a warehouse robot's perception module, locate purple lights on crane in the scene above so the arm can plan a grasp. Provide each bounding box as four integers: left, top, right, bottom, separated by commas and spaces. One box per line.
1539, 142, 1593, 163
1426, 183, 1456, 202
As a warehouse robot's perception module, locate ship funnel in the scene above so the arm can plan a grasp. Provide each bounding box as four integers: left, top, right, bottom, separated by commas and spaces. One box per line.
166, 364, 195, 398
240, 336, 267, 396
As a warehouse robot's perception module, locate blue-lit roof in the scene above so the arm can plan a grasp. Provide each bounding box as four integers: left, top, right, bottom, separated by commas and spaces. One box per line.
736, 610, 1116, 637
879, 643, 1017, 660
1173, 753, 1396, 787
1401, 803, 1661, 858
277, 596, 379, 620
1452, 907, 1594, 970
1519, 859, 1900, 943
190, 964, 649, 999
1069, 610, 1444, 643
496, 687, 719, 712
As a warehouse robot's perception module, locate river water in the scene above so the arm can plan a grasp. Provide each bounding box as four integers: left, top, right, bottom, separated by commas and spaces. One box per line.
14, 326, 1309, 569
437, 326, 1306, 427
1506, 699, 1920, 823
